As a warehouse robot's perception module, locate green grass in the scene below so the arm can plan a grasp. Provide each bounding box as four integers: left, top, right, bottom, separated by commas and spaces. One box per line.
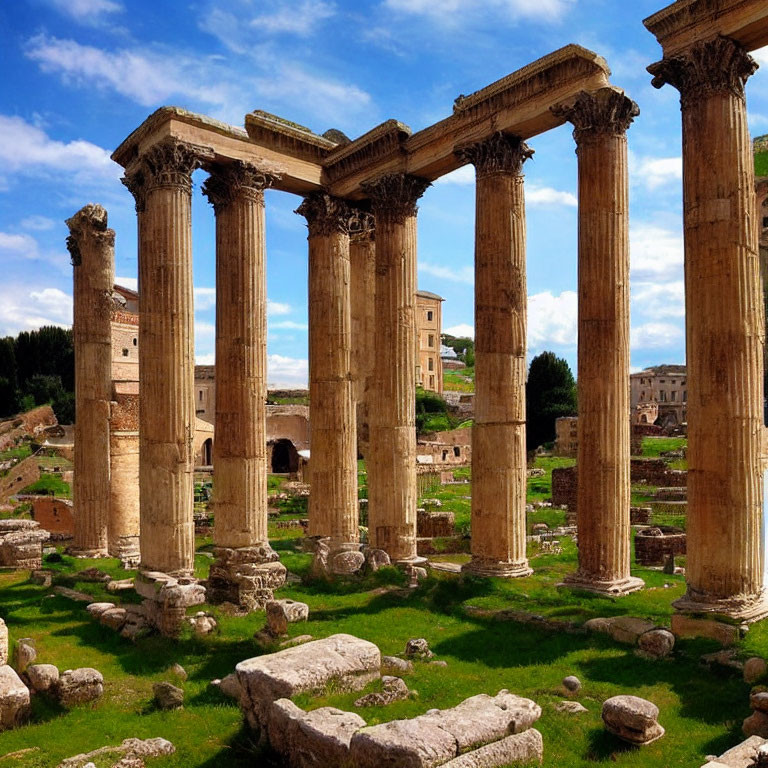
0, 442, 33, 465
527, 456, 577, 503
443, 367, 474, 393
641, 437, 687, 458
20, 472, 71, 498
755, 150, 768, 177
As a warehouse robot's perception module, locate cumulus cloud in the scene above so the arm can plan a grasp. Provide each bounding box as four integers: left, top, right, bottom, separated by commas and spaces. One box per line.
0, 230, 69, 272
270, 320, 308, 330
45, 0, 123, 24
383, 0, 575, 24
444, 323, 474, 337
631, 280, 685, 319
250, 0, 335, 35
194, 287, 216, 311
21, 215, 56, 231
418, 261, 474, 284
629, 223, 683, 282
0, 285, 73, 336
268, 300, 292, 316
115, 276, 137, 291
267, 354, 308, 388
528, 290, 577, 348
630, 321, 684, 350
630, 152, 682, 192
753, 46, 768, 66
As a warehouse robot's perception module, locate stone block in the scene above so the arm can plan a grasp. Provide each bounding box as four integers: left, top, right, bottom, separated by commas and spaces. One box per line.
607, 617, 655, 645
86, 602, 115, 618
439, 729, 544, 768
99, 607, 127, 631
331, 549, 365, 575
744, 657, 767, 683
0, 618, 7, 665
0, 665, 29, 730
602, 695, 664, 745
57, 667, 103, 707
27, 663, 59, 693
13, 638, 36, 674
266, 599, 309, 636
638, 629, 675, 659
671, 614, 741, 646
236, 633, 381, 729
701, 735, 768, 768
153, 681, 184, 710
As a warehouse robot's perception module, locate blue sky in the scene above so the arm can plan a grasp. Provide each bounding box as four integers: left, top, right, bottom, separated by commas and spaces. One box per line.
1, 0, 767, 386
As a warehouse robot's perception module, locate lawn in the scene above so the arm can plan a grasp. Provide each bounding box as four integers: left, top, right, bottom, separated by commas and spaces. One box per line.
443, 367, 474, 393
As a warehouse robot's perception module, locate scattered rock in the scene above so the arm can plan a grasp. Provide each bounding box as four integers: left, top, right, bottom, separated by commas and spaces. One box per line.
584, 617, 612, 634
638, 629, 675, 659
354, 676, 410, 708
153, 681, 184, 710
26, 663, 59, 693
217, 673, 242, 700
607, 617, 656, 645
186, 612, 217, 635
0, 665, 30, 731
13, 638, 36, 674
169, 663, 187, 681
404, 638, 433, 660
602, 695, 664, 745
279, 634, 313, 649
76, 568, 111, 583
57, 737, 175, 768
743, 710, 768, 738
0, 619, 7, 665
106, 578, 135, 593
30, 569, 53, 587
266, 599, 309, 636
752, 692, 768, 713
331, 549, 365, 575
430, 660, 448, 668
381, 656, 414, 676
99, 607, 128, 631
701, 649, 744, 672
364, 548, 391, 573
53, 586, 94, 602
56, 668, 104, 707
555, 701, 588, 714
745, 658, 768, 684
562, 675, 581, 693
86, 602, 115, 618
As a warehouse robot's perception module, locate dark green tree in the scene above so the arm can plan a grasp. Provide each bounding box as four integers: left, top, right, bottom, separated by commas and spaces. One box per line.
0, 337, 18, 417
526, 351, 577, 451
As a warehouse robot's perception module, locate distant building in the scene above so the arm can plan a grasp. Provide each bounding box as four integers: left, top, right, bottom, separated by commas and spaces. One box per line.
630, 365, 687, 428
553, 416, 578, 457
415, 290, 444, 394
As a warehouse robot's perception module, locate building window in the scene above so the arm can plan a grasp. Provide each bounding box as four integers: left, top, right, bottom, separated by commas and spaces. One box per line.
640, 391, 645, 400
133, 337, 137, 346
429, 375, 435, 388
671, 391, 676, 401
683, 390, 687, 402
442, 450, 448, 460
427, 311, 433, 321
428, 357, 434, 371
659, 379, 665, 384
453, 446, 460, 457
428, 334, 434, 348
660, 391, 666, 402
199, 390, 203, 401
122, 348, 129, 357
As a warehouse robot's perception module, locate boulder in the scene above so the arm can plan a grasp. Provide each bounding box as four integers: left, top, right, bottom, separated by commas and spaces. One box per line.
439, 729, 544, 768
27, 663, 59, 693
638, 629, 675, 659
187, 611, 217, 635
236, 633, 381, 729
602, 695, 664, 745
331, 549, 365, 575
99, 607, 128, 631
0, 618, 7, 665
555, 701, 588, 714
381, 656, 414, 676
405, 638, 433, 660
86, 602, 115, 618
745, 658, 768, 684
13, 638, 36, 674
0, 665, 30, 730
268, 698, 366, 767
607, 617, 656, 645
169, 663, 187, 681
354, 676, 410, 707
364, 548, 391, 572
153, 681, 183, 710
743, 710, 768, 738
218, 673, 242, 700
562, 675, 581, 692
266, 599, 309, 636
701, 736, 768, 768
752, 692, 768, 714
56, 668, 104, 707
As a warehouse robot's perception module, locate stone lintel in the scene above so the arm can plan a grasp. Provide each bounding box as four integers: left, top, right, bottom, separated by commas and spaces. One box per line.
559, 574, 645, 598
644, 0, 768, 56
673, 588, 768, 624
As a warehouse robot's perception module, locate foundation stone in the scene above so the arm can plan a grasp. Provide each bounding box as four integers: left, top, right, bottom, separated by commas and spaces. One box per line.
208, 545, 286, 611
0, 665, 30, 730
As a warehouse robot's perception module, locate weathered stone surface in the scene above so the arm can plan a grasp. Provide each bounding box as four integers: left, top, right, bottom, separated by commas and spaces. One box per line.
743, 710, 768, 738
0, 665, 30, 730
602, 695, 664, 745
671, 614, 741, 647
237, 633, 381, 728
13, 638, 36, 674
745, 657, 767, 683
86, 602, 115, 618
607, 617, 655, 645
268, 698, 366, 768
169, 663, 187, 681
0, 618, 7, 665
439, 729, 544, 768
187, 611, 217, 635
57, 668, 104, 707
584, 617, 612, 634
106, 578, 135, 593
405, 638, 433, 659
218, 672, 242, 700
354, 676, 409, 707
27, 663, 59, 693
53, 586, 93, 602
208, 546, 286, 611
100, 607, 128, 631
0, 520, 50, 569
382, 655, 414, 675
364, 548, 391, 572
331, 549, 365, 575
58, 736, 175, 767
751, 692, 768, 713
266, 599, 309, 636
638, 629, 675, 659
562, 675, 581, 692
700, 735, 768, 768
153, 681, 183, 710
555, 701, 588, 714
279, 635, 313, 648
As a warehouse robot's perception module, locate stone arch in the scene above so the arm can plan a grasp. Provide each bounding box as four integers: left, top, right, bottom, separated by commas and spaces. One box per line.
201, 438, 213, 466
271, 439, 299, 474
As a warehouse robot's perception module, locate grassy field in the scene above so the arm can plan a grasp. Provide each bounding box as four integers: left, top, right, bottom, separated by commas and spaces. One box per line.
443, 367, 474, 393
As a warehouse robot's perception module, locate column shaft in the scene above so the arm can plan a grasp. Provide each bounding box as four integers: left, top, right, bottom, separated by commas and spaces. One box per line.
650, 38, 766, 619
555, 88, 643, 596
363, 175, 429, 562
67, 205, 114, 556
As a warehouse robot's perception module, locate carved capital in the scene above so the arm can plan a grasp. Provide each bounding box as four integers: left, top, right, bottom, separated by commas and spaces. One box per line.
202, 161, 279, 214
65, 203, 115, 267
648, 36, 757, 107
361, 173, 431, 223
455, 133, 533, 178
348, 208, 375, 242
295, 192, 351, 237
552, 88, 639, 144
121, 139, 214, 209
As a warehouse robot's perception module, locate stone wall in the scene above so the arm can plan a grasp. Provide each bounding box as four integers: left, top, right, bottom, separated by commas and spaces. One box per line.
30, 496, 75, 536
0, 455, 40, 505
417, 508, 455, 538
551, 465, 577, 511
631, 458, 687, 487
553, 417, 578, 457
635, 526, 686, 566
0, 406, 57, 453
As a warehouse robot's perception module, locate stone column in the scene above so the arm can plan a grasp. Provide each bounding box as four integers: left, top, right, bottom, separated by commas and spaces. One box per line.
349, 212, 376, 458
361, 174, 430, 563
122, 138, 212, 577
555, 88, 644, 596
67, 204, 114, 557
649, 37, 768, 620
296, 193, 359, 557
455, 133, 533, 578
201, 161, 286, 608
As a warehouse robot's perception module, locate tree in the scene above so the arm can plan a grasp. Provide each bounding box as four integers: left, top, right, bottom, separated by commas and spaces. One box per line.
0, 337, 18, 417
526, 351, 577, 452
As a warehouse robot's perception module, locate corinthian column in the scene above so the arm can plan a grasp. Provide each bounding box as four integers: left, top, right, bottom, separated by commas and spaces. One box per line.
649, 37, 767, 620
202, 161, 285, 608
455, 133, 533, 578
296, 193, 359, 550
555, 87, 644, 596
361, 174, 430, 563
67, 204, 114, 557
122, 138, 212, 576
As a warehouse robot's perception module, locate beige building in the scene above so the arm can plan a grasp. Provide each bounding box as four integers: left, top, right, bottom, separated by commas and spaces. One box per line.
415, 290, 443, 394
630, 365, 687, 428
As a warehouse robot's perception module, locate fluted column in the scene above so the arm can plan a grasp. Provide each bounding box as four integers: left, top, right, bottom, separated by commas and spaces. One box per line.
349, 212, 376, 458
122, 138, 212, 576
362, 174, 430, 563
555, 88, 644, 596
456, 133, 533, 578
296, 193, 359, 548
67, 204, 114, 557
649, 37, 767, 620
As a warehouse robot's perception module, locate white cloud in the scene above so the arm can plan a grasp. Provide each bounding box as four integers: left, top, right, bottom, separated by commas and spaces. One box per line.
194, 287, 216, 311
753, 46, 768, 66
444, 323, 474, 338
268, 300, 292, 316
45, 0, 123, 24
436, 166, 475, 185
631, 280, 685, 319
21, 215, 56, 231
631, 321, 683, 350
270, 320, 308, 330
0, 286, 73, 336
250, 0, 335, 35
418, 261, 474, 283
115, 276, 137, 291
528, 290, 577, 348
630, 152, 682, 192
195, 353, 215, 365
630, 223, 683, 282
0, 232, 39, 258
267, 354, 308, 388
383, 0, 575, 24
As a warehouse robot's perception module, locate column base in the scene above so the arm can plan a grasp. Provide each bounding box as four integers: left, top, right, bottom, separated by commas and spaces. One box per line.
134, 570, 206, 638
67, 546, 109, 559
462, 557, 533, 579
673, 587, 768, 624
308, 538, 366, 578
560, 572, 645, 597
208, 544, 286, 612
109, 536, 140, 570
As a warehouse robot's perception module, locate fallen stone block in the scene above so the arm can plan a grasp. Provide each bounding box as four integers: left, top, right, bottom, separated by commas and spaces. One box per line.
266, 599, 309, 636
439, 729, 544, 767
86, 602, 115, 618
602, 695, 664, 745
382, 655, 414, 675
57, 737, 175, 768
56, 667, 103, 707
607, 617, 655, 645
637, 629, 675, 659
0, 618, 7, 665
700, 735, 767, 768
671, 614, 741, 647
13, 638, 36, 674
99, 607, 127, 631
27, 663, 59, 693
236, 633, 381, 729
354, 676, 409, 707
153, 681, 183, 710
0, 665, 30, 731
53, 586, 94, 602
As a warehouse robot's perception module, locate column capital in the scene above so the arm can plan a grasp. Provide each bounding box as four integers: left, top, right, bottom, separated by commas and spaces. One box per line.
455, 132, 533, 178
121, 138, 214, 211
295, 192, 351, 237
648, 36, 757, 107
552, 87, 639, 144
348, 208, 375, 242
361, 173, 430, 224
201, 160, 280, 213
65, 203, 115, 266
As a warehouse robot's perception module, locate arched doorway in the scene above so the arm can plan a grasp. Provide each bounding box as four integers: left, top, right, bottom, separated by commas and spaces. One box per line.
202, 438, 213, 466
271, 439, 299, 474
